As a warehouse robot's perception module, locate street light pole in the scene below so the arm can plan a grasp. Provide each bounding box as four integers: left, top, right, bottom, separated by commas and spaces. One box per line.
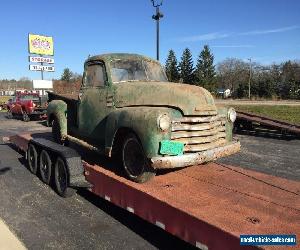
151, 0, 163, 61
248, 58, 252, 99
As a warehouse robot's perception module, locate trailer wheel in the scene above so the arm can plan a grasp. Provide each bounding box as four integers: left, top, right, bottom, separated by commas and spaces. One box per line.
54, 157, 75, 197
39, 150, 52, 184
22, 112, 30, 122
27, 144, 38, 174
121, 134, 156, 183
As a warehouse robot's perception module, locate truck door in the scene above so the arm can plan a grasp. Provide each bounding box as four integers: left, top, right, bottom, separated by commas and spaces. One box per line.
78, 61, 112, 147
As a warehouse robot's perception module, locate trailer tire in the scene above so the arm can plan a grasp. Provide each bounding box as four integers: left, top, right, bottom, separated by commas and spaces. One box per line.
54, 157, 76, 197
39, 150, 52, 184
27, 144, 38, 174
121, 133, 156, 183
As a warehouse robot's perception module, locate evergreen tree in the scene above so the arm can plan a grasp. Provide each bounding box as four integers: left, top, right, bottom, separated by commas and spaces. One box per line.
61, 68, 73, 82
179, 48, 194, 84
195, 45, 216, 92
165, 50, 179, 82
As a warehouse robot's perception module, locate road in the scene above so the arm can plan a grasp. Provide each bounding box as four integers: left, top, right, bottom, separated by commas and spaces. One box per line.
0, 112, 299, 249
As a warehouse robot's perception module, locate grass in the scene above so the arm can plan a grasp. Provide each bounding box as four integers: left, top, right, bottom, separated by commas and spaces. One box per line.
0, 96, 10, 103
0, 96, 10, 112
232, 105, 300, 125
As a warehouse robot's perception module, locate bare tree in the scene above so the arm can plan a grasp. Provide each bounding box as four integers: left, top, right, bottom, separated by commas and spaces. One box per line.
217, 58, 249, 97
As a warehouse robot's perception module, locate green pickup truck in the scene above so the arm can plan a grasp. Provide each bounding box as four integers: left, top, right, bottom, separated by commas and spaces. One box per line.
47, 53, 240, 183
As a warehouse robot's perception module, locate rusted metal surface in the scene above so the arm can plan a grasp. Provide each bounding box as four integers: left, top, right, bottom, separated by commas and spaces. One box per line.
171, 126, 225, 139
171, 113, 228, 154
172, 114, 226, 123
174, 132, 226, 144
84, 160, 300, 250
67, 135, 104, 154
237, 111, 300, 135
172, 120, 225, 131
9, 132, 300, 249
151, 140, 240, 168
8, 133, 32, 152
47, 53, 238, 172
184, 138, 227, 152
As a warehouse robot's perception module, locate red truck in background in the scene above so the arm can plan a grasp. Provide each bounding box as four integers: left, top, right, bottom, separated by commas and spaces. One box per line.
6, 91, 47, 121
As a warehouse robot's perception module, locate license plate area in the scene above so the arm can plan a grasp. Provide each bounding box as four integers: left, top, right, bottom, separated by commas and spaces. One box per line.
159, 140, 184, 156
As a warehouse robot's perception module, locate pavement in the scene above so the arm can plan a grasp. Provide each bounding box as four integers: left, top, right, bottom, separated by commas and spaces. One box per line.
0, 112, 299, 249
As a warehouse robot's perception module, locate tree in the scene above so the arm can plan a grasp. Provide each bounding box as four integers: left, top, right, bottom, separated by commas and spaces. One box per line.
61, 68, 73, 82
165, 50, 180, 82
280, 60, 300, 99
179, 48, 194, 84
217, 58, 249, 97
195, 45, 216, 92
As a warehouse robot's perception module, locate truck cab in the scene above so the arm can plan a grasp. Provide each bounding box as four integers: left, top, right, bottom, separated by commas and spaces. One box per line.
47, 53, 240, 183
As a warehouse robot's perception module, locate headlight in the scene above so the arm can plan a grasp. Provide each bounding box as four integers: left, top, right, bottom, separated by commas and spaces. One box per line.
227, 108, 236, 123
157, 114, 171, 131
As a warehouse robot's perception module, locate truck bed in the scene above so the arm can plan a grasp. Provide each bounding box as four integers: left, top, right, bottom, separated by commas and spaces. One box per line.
48, 91, 78, 102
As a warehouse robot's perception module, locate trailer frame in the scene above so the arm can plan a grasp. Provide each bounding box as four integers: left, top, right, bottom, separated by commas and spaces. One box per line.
8, 132, 300, 250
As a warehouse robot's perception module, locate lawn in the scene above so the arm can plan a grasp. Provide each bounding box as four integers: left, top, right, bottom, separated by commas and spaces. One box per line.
232, 105, 300, 125
0, 96, 10, 103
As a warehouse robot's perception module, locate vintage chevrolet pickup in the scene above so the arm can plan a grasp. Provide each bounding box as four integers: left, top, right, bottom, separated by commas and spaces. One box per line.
47, 53, 240, 183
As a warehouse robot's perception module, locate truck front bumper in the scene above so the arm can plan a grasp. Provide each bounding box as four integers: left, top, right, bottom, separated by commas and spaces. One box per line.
30, 108, 47, 116
150, 140, 240, 169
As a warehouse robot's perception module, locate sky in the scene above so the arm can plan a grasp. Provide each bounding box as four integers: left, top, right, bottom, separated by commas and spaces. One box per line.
0, 0, 299, 80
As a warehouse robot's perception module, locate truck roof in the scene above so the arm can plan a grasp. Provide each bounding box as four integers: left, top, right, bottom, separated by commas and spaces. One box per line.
86, 53, 158, 64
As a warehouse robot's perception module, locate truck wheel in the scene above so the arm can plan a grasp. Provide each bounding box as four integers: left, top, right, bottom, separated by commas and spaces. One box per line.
27, 144, 38, 174
39, 150, 52, 184
22, 112, 30, 122
52, 118, 64, 144
7, 110, 12, 119
121, 134, 156, 183
54, 157, 75, 197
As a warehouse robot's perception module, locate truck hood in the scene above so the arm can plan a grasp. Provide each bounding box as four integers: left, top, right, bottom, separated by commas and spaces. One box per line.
114, 82, 217, 115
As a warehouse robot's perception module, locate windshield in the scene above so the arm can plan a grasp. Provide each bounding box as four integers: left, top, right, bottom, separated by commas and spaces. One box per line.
110, 59, 167, 83
19, 95, 39, 101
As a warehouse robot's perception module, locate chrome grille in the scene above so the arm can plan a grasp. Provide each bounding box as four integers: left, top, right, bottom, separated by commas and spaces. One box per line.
171, 114, 227, 153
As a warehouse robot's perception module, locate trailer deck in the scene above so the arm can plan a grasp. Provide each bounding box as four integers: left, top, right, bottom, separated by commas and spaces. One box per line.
8, 132, 300, 250
236, 111, 300, 136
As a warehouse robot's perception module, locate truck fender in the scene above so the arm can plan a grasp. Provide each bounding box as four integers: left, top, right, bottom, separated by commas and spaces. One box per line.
104, 108, 173, 158
47, 100, 68, 136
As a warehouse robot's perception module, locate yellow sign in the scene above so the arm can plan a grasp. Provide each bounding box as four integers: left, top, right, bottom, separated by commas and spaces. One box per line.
28, 34, 54, 56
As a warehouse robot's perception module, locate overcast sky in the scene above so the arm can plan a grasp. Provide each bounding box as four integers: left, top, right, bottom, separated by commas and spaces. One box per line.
0, 0, 299, 80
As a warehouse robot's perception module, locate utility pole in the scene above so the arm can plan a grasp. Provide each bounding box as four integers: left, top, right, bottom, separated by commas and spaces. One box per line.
151, 0, 163, 61
248, 58, 252, 99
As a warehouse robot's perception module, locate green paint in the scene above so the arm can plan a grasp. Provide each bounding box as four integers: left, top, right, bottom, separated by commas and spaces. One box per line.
160, 140, 184, 156
47, 53, 235, 160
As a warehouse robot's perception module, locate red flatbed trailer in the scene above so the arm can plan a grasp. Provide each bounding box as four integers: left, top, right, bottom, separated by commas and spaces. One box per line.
9, 133, 300, 250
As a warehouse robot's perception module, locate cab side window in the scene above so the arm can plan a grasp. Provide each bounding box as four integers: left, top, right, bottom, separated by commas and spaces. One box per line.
84, 64, 105, 87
